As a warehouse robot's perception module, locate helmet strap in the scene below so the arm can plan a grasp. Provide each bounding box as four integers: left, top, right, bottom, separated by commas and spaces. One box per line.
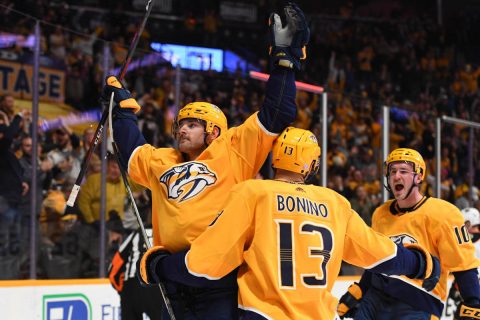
384, 172, 422, 200
402, 173, 422, 200
384, 173, 393, 194
304, 159, 320, 183
402, 180, 416, 200
203, 132, 210, 146
204, 125, 220, 146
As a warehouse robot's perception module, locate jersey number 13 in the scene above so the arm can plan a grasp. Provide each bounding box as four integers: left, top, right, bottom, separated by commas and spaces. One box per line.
275, 219, 333, 289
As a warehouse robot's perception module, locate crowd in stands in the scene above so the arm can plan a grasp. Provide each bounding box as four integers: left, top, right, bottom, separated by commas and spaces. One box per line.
0, 0, 480, 279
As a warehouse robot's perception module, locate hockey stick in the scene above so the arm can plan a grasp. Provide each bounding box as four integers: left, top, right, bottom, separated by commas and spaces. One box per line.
67, 0, 156, 207
107, 94, 177, 319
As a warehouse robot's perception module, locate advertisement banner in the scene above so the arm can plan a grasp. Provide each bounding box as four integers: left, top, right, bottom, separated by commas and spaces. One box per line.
0, 279, 120, 320
0, 59, 65, 103
0, 277, 456, 319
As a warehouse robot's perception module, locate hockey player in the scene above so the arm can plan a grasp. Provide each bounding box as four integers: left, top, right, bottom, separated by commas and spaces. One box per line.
103, 3, 310, 318
137, 127, 441, 320
337, 148, 480, 320
461, 207, 480, 256
444, 207, 480, 319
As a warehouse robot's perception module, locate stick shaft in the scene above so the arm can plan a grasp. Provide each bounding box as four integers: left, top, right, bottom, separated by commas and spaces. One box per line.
111, 142, 176, 320
67, 0, 156, 207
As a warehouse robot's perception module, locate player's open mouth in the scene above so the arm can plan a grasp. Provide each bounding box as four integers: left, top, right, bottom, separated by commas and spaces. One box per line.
395, 184, 404, 192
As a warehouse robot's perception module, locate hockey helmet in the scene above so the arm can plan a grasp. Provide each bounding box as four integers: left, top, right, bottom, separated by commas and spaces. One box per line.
461, 207, 480, 226
175, 102, 227, 136
384, 148, 426, 180
272, 127, 321, 177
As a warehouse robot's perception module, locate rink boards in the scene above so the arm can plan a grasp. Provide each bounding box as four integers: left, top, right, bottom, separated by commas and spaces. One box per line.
0, 277, 455, 319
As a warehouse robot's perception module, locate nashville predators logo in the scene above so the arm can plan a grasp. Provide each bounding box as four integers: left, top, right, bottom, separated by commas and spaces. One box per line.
389, 234, 418, 245
160, 162, 217, 202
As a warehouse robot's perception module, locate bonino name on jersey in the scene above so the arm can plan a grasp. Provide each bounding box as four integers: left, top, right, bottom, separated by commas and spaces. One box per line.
276, 194, 329, 217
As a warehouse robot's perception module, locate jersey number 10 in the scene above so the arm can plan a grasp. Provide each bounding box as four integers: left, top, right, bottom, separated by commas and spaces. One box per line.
275, 219, 333, 289
454, 225, 470, 245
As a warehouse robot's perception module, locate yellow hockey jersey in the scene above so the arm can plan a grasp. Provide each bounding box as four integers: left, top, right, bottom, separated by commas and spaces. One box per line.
127, 113, 277, 252
371, 197, 480, 312
186, 179, 411, 320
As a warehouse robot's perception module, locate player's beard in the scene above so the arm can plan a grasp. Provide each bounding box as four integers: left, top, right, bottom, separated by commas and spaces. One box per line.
178, 136, 206, 160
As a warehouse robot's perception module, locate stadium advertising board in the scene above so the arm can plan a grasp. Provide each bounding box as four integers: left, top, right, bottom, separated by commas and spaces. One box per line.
0, 279, 120, 320
0, 59, 65, 103
0, 277, 455, 319
151, 43, 224, 72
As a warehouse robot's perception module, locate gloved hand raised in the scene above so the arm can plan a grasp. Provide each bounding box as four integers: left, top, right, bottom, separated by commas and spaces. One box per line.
269, 2, 310, 70
103, 76, 141, 114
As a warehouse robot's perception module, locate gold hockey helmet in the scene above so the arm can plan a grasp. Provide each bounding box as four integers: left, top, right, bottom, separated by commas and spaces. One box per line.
175, 102, 227, 136
272, 127, 321, 177
384, 148, 426, 180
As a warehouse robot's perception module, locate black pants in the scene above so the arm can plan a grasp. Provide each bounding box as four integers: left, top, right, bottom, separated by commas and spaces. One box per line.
121, 280, 163, 320
161, 280, 238, 320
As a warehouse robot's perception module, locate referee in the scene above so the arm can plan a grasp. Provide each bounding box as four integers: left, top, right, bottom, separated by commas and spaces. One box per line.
109, 226, 162, 320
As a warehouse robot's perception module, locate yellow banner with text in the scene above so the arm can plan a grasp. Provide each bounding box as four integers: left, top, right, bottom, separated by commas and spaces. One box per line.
0, 59, 65, 103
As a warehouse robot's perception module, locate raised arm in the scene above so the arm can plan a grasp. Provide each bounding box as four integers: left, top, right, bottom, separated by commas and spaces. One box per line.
258, 2, 310, 134
102, 76, 146, 166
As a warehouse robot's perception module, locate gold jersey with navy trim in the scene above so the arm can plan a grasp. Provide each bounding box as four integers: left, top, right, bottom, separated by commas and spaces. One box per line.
127, 113, 277, 252
371, 197, 480, 315
185, 179, 413, 320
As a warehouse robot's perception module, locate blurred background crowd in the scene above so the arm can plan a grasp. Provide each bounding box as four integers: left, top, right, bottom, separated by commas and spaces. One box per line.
0, 0, 480, 279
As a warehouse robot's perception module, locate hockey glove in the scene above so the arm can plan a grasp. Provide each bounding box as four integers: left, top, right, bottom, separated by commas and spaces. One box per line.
269, 2, 310, 70
137, 246, 170, 286
404, 243, 441, 291
337, 282, 362, 319
457, 301, 480, 319
103, 76, 141, 113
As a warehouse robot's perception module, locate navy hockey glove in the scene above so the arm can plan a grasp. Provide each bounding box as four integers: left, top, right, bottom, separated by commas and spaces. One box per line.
457, 299, 480, 320
404, 243, 441, 291
137, 246, 170, 286
103, 76, 141, 114
337, 282, 362, 319
269, 2, 310, 70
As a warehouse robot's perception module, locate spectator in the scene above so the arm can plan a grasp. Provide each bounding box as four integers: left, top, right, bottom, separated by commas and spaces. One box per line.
18, 135, 53, 249
350, 185, 375, 226
77, 155, 141, 225
0, 94, 16, 123
38, 189, 97, 278
0, 110, 30, 279
49, 26, 66, 60
46, 126, 81, 185
137, 101, 160, 146
73, 127, 101, 177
